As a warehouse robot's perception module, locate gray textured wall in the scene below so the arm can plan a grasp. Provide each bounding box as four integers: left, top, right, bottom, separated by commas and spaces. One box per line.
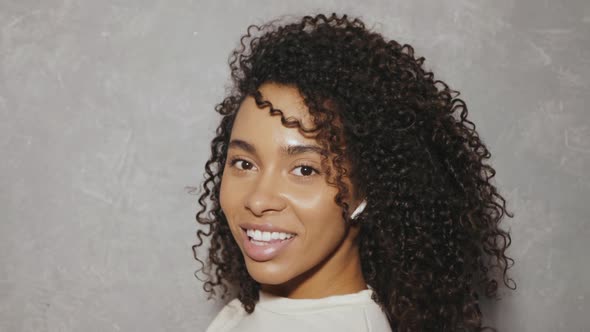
1, 0, 588, 331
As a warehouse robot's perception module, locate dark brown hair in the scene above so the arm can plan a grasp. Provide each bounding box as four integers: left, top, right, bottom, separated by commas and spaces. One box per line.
192, 13, 516, 332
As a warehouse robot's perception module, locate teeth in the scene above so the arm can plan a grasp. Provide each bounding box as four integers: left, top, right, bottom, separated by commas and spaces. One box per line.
246, 229, 295, 242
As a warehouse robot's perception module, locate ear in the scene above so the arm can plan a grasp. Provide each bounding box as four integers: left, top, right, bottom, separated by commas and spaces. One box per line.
350, 199, 367, 220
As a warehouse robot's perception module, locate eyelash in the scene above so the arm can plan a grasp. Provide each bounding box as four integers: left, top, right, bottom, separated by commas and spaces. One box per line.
227, 157, 320, 177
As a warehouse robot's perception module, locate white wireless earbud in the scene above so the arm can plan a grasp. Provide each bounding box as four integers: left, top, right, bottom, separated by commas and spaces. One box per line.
350, 199, 367, 220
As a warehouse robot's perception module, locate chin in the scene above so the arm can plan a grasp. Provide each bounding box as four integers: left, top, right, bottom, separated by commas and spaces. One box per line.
244, 260, 293, 285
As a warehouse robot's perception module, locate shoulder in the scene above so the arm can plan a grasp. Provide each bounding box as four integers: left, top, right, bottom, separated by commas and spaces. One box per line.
205, 298, 246, 332
362, 300, 392, 332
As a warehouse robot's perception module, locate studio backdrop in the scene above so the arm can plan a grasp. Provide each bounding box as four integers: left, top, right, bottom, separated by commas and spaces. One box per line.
1, 0, 588, 331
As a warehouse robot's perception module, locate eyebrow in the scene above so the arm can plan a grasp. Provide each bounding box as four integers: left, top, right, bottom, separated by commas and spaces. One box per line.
228, 139, 325, 156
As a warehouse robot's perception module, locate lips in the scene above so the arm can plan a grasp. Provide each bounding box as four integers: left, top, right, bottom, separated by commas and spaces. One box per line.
240, 227, 297, 262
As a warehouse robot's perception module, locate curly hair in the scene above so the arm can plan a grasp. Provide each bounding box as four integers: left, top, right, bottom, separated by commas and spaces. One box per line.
192, 12, 516, 332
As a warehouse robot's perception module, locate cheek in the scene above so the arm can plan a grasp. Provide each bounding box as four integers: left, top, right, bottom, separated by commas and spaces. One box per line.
296, 190, 346, 241
220, 170, 241, 210
219, 174, 241, 237
219, 173, 229, 208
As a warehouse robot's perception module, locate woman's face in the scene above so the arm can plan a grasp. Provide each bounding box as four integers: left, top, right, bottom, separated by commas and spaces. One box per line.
219, 82, 362, 297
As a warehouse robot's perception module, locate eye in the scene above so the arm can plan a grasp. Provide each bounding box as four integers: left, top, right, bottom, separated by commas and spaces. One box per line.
292, 164, 320, 177
229, 157, 255, 171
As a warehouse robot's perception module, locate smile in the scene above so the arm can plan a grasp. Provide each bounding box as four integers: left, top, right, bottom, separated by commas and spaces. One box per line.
245, 228, 295, 243
240, 227, 297, 261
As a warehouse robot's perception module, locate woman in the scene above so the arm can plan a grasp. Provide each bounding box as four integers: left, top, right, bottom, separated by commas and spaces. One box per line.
193, 13, 516, 332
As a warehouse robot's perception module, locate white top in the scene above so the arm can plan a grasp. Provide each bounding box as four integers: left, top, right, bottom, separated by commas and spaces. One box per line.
205, 286, 392, 332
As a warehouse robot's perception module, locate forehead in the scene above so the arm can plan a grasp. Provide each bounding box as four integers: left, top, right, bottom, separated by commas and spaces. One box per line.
231, 83, 317, 143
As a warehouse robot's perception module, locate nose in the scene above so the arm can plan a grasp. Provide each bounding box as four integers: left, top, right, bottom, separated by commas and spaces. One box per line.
244, 167, 286, 216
